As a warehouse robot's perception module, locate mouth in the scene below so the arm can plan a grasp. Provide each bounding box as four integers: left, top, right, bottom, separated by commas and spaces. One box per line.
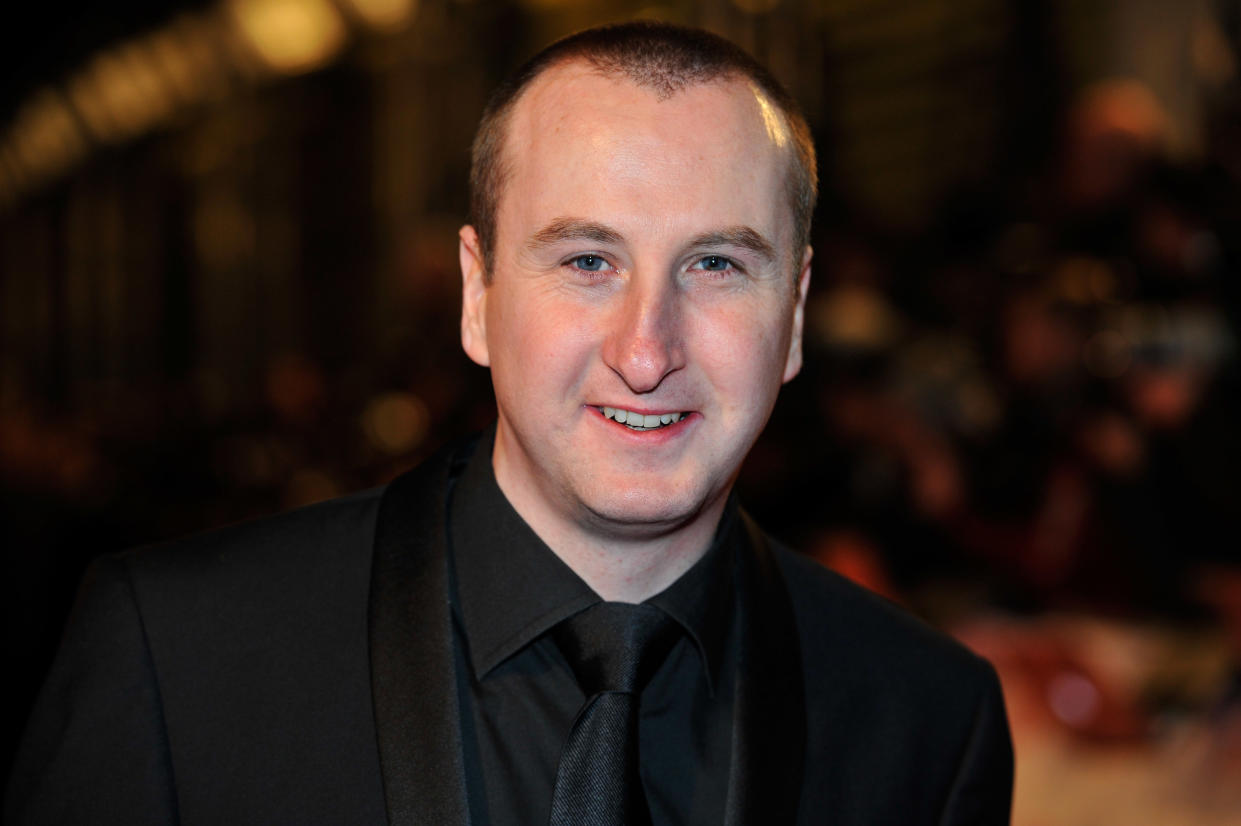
597, 405, 688, 432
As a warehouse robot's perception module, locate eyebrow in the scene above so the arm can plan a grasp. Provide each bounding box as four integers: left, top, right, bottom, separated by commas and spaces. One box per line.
687, 227, 777, 262
526, 218, 778, 262
528, 218, 623, 249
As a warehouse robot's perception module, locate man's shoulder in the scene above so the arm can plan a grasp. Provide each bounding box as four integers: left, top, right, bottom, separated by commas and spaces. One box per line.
119, 436, 469, 594
15, 487, 405, 825
767, 539, 996, 689
92, 487, 389, 670
765, 539, 1014, 822
109, 435, 469, 645
120, 485, 386, 594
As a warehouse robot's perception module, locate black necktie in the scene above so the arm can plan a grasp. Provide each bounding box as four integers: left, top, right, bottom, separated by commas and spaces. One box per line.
548, 602, 680, 826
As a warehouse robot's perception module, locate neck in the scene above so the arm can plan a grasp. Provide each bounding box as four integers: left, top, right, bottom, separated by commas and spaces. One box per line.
540, 514, 721, 603
491, 463, 726, 605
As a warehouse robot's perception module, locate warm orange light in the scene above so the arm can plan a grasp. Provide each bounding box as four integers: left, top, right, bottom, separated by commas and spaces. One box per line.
361, 392, 430, 455
10, 89, 87, 185
68, 43, 177, 142
146, 16, 231, 105
227, 0, 348, 76
339, 0, 417, 32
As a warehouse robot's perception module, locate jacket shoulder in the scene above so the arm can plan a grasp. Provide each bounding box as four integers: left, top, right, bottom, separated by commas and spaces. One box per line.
131, 488, 393, 823
7, 488, 399, 826
123, 486, 384, 591
770, 543, 1013, 825
118, 486, 388, 732
771, 541, 994, 686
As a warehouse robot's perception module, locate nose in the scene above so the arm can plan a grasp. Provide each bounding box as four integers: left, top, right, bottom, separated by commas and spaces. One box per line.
601, 274, 686, 393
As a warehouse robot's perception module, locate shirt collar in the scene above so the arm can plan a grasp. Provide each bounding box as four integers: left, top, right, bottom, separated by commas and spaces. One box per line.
448, 425, 736, 694
646, 502, 735, 696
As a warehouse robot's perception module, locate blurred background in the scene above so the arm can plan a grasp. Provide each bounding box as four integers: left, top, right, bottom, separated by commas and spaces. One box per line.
3, 0, 1241, 821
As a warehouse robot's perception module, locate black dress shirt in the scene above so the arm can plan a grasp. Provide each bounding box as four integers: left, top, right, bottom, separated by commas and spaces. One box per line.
447, 433, 738, 826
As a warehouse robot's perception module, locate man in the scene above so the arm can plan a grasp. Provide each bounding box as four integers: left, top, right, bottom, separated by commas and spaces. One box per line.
7, 22, 1012, 826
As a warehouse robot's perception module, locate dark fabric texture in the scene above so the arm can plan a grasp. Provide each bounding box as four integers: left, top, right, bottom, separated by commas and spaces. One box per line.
6, 435, 1014, 826
369, 442, 472, 825
7, 487, 390, 826
547, 603, 680, 826
549, 693, 642, 826
554, 603, 680, 694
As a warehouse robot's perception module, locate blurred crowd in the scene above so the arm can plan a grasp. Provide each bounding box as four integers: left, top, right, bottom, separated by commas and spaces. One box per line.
744, 78, 1240, 620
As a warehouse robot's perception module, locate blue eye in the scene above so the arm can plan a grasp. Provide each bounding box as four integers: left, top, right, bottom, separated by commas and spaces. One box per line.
696, 255, 733, 271
573, 254, 607, 271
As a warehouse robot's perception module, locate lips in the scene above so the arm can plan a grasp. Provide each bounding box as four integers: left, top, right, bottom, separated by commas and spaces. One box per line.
598, 406, 687, 430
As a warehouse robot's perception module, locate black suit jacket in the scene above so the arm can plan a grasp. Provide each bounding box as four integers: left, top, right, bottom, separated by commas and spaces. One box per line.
7, 441, 1012, 825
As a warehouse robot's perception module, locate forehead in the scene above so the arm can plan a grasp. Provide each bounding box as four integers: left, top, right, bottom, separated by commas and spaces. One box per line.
497, 60, 793, 245
511, 58, 789, 142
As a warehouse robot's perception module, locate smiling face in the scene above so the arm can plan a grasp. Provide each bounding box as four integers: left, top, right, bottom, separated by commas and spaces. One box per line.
460, 59, 811, 553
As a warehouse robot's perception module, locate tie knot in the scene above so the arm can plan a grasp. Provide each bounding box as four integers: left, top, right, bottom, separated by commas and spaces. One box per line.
554, 602, 679, 695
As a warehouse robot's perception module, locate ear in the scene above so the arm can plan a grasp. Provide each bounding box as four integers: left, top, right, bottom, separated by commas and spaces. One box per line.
459, 225, 491, 367
781, 245, 813, 383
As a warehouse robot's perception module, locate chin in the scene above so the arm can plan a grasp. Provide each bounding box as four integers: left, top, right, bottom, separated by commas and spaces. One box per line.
577, 480, 719, 538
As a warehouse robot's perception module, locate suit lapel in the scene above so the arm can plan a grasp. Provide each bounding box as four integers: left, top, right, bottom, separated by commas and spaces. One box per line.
725, 513, 807, 825
369, 446, 472, 826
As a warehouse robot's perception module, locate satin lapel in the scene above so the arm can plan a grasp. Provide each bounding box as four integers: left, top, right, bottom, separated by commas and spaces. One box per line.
369, 446, 472, 826
724, 513, 807, 826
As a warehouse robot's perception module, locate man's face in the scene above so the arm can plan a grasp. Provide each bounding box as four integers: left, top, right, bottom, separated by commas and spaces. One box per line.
460, 60, 811, 545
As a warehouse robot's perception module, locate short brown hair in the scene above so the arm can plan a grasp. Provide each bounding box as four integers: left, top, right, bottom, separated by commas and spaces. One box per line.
468, 21, 818, 278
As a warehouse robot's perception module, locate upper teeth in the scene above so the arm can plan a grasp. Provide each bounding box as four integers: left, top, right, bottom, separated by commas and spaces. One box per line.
601, 406, 685, 429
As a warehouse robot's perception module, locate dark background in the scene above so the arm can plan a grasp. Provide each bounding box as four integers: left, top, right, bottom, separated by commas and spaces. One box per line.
4, 0, 1241, 817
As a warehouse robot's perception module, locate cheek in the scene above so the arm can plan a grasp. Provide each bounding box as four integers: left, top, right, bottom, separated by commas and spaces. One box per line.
692, 300, 792, 390
488, 289, 598, 384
